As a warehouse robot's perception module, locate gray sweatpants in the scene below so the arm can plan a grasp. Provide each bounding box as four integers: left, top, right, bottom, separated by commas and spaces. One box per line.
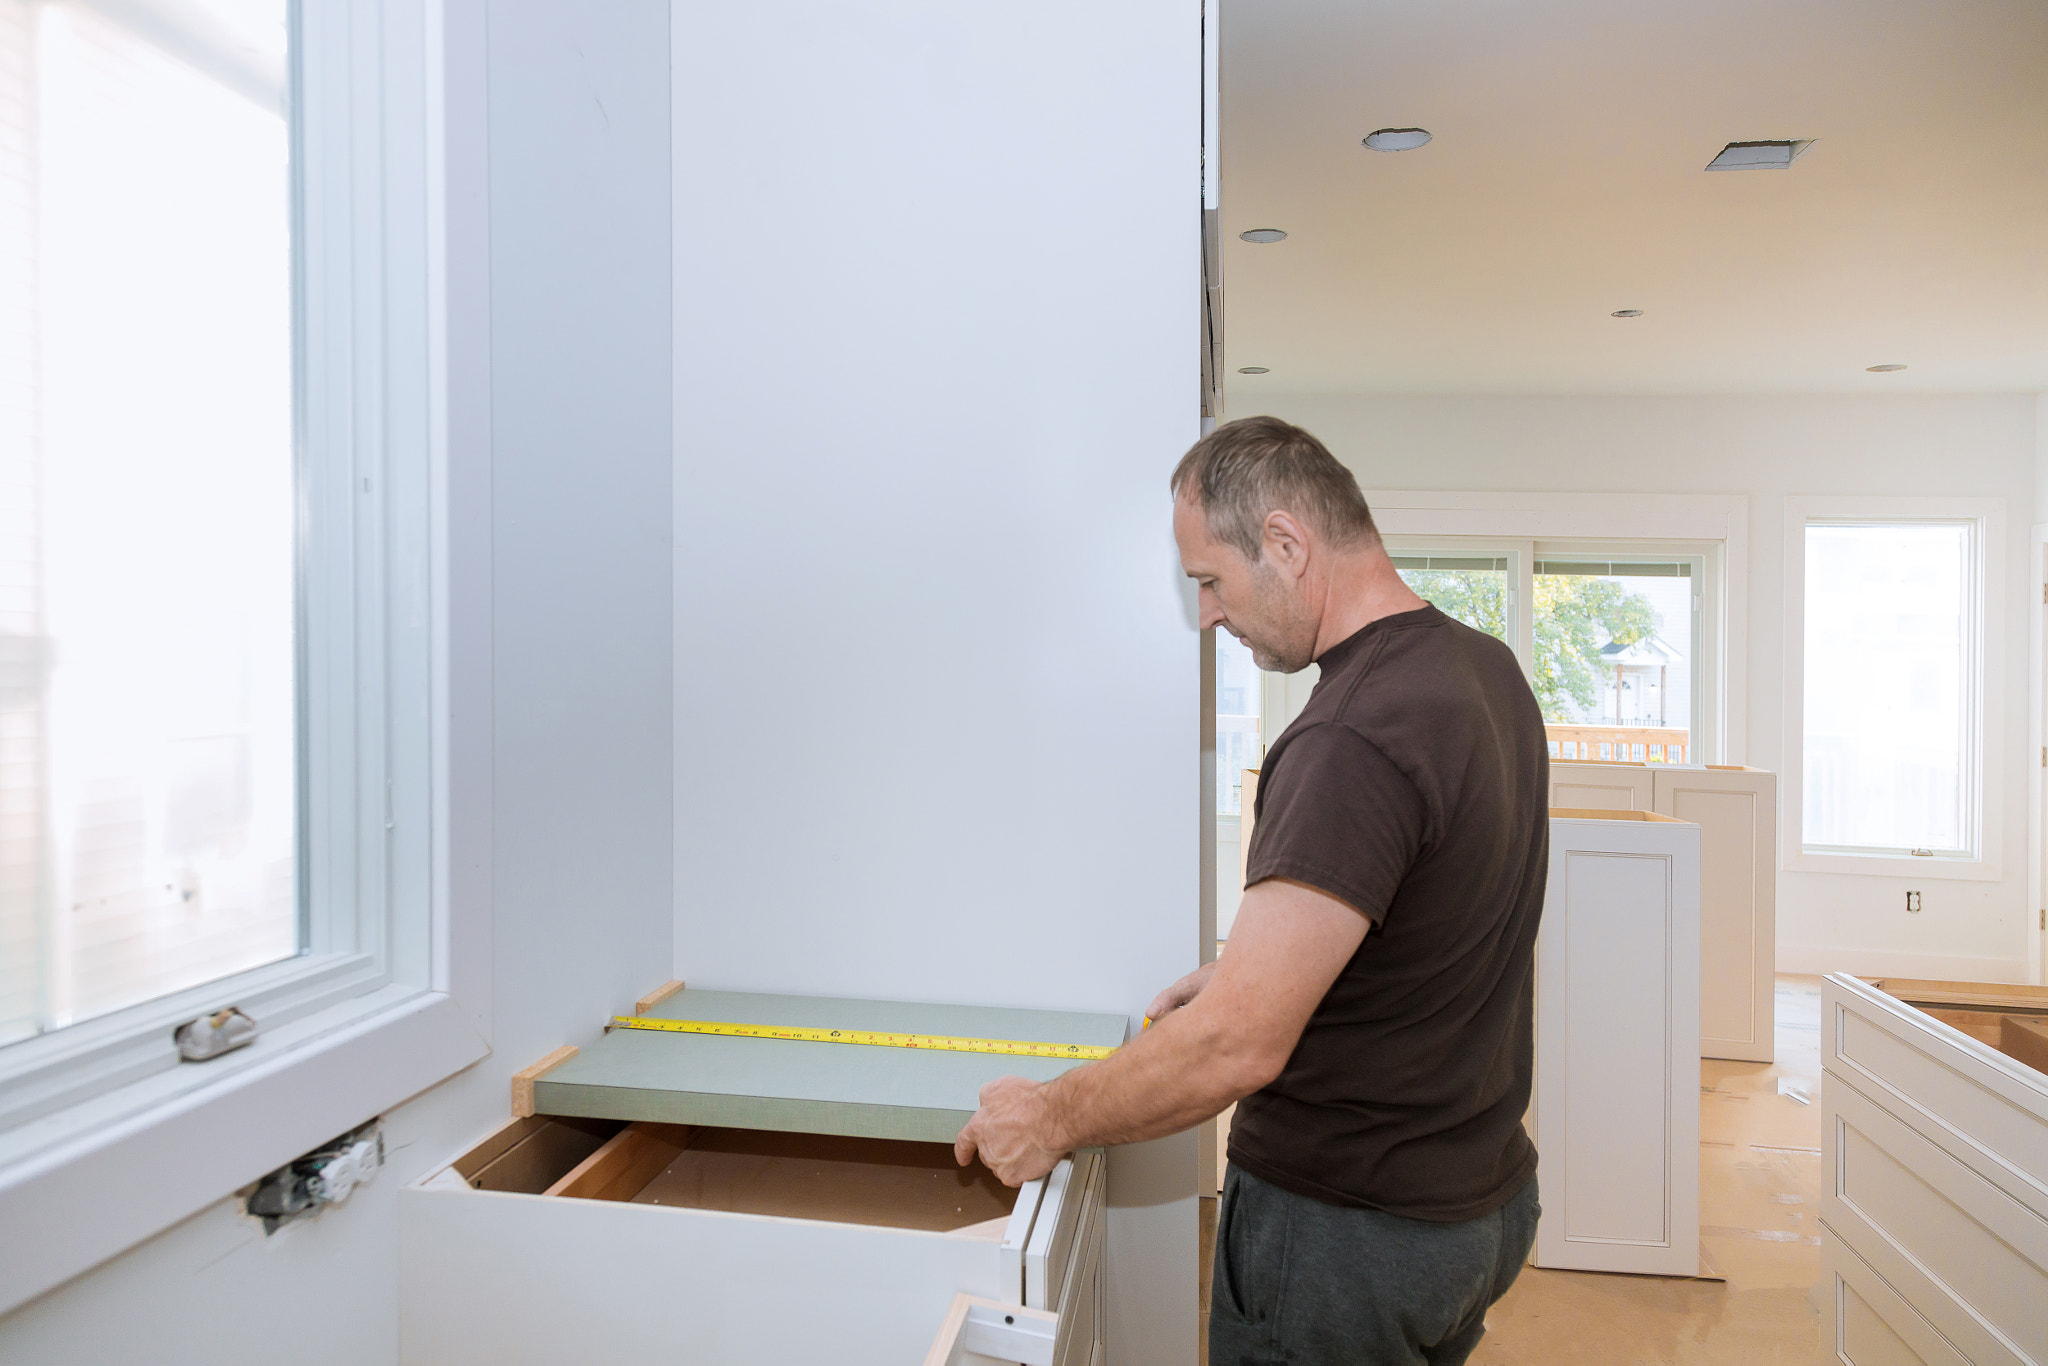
1209, 1166, 1540, 1365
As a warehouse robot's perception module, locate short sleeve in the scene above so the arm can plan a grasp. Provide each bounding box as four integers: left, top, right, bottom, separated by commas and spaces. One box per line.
1243, 723, 1427, 924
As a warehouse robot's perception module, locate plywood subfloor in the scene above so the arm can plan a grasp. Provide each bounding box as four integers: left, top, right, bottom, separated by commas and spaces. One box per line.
1202, 976, 1830, 1364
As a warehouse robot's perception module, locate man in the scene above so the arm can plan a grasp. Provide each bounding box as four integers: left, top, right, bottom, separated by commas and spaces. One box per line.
955, 415, 1548, 1364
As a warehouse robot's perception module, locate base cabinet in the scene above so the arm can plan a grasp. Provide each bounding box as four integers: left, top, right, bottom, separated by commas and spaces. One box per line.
1819, 975, 2048, 1365
1652, 765, 1777, 1063
1548, 760, 1654, 813
1531, 808, 1701, 1276
399, 1118, 1106, 1365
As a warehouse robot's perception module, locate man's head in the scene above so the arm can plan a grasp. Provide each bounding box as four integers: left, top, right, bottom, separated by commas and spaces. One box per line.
1170, 416, 1382, 673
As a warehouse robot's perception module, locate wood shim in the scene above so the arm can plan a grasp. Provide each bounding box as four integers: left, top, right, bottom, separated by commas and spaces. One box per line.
634, 979, 685, 1015
511, 1044, 579, 1119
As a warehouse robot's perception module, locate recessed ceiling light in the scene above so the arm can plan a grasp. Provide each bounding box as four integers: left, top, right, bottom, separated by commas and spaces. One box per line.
1611, 309, 1644, 318
1363, 127, 1432, 152
1867, 363, 1907, 372
1239, 228, 1288, 244
1704, 139, 1815, 171
1237, 367, 1270, 374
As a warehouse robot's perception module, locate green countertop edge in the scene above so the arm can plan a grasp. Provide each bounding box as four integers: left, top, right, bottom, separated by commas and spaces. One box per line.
531, 1079, 975, 1145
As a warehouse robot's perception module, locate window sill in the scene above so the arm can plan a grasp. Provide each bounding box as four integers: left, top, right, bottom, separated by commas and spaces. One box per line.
0, 983, 488, 1314
1784, 849, 2000, 883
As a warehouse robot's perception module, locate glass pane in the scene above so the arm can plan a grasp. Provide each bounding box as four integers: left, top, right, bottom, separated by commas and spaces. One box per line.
1394, 557, 1509, 643
1, 1, 295, 1046
1216, 629, 1259, 816
1532, 563, 1694, 763
1803, 523, 1971, 854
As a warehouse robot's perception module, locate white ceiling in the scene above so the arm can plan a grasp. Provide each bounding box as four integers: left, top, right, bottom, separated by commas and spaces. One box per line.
1219, 0, 2048, 395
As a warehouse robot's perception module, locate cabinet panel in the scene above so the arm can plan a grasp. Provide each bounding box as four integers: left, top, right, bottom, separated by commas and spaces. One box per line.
1821, 976, 2048, 1366
1532, 811, 1700, 1275
1653, 766, 1777, 1063
1550, 761, 1654, 813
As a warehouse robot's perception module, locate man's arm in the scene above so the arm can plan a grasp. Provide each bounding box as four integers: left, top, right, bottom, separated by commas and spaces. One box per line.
953, 877, 1371, 1184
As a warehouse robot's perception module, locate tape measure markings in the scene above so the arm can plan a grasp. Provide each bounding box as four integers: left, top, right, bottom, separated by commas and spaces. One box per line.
608, 1015, 1116, 1061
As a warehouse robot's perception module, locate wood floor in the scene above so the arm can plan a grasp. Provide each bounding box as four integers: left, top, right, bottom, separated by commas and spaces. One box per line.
1199, 976, 1830, 1364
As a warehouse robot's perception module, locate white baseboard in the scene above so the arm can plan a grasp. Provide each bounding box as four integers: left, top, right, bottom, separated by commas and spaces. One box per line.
1778, 943, 2031, 985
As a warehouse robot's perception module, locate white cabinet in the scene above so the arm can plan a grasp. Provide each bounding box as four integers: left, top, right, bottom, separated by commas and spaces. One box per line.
1652, 766, 1777, 1063
1549, 760, 1654, 813
399, 988, 1119, 1365
1819, 975, 2048, 1365
1551, 762, 1780, 1064
402, 1120, 1105, 1366
1532, 809, 1701, 1276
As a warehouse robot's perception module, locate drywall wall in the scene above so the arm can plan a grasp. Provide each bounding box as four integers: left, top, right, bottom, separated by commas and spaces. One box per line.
669, 3, 1202, 1359
0, 4, 674, 1360
1233, 392, 2038, 980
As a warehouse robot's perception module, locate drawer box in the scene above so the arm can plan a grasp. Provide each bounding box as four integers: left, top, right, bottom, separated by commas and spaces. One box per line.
1820, 975, 2048, 1364
400, 987, 1123, 1364
401, 1116, 1106, 1365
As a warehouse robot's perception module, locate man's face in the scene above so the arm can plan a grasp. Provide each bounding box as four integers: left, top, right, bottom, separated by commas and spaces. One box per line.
1173, 494, 1318, 674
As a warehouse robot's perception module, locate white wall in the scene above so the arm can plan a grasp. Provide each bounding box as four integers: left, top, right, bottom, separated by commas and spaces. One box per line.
0, 4, 675, 1360
669, 3, 1202, 1359
1236, 392, 2039, 981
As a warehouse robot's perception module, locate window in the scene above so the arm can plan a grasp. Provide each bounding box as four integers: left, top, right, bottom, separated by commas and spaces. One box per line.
1, 0, 295, 1049
1802, 521, 1978, 859
1386, 539, 1714, 765
1532, 558, 1700, 764
1216, 630, 1259, 815
1390, 555, 1511, 644
0, 0, 487, 1311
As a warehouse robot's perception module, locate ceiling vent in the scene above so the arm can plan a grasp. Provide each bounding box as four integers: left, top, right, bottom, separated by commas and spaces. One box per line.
1705, 139, 1815, 171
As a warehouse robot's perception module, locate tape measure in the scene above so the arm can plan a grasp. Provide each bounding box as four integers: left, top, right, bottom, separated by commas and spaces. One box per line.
609, 1015, 1117, 1061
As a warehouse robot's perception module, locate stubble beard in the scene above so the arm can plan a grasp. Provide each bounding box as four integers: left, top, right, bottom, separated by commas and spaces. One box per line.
1235, 561, 1316, 675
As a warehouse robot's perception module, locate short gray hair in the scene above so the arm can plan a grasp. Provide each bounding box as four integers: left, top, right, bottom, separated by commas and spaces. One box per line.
1169, 416, 1378, 560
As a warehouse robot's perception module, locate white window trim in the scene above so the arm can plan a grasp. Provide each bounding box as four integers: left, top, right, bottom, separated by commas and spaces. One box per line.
0, 0, 491, 1313
2028, 525, 2048, 986
1781, 496, 2003, 883
1365, 491, 1749, 762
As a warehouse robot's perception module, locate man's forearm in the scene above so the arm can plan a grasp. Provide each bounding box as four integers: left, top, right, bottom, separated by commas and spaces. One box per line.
1039, 993, 1274, 1150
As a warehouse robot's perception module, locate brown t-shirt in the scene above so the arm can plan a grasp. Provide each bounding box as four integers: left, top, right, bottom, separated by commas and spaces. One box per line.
1229, 604, 1548, 1221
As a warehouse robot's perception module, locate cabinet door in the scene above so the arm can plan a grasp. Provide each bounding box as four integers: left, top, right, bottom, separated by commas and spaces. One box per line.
1533, 813, 1701, 1276
1653, 767, 1776, 1063
1025, 1150, 1100, 1309
1550, 761, 1654, 813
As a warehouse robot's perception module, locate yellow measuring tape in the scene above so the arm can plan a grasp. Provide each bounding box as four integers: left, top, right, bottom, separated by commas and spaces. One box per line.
608, 1015, 1117, 1061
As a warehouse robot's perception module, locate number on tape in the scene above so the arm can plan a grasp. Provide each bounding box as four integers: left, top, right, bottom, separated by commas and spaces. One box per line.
609, 1015, 1116, 1061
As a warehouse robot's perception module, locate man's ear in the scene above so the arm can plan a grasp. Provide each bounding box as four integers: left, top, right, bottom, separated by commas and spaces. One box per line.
1261, 510, 1311, 580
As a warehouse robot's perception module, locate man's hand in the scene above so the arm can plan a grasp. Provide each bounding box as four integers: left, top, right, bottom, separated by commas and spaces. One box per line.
1145, 960, 1219, 1024
954, 1075, 1066, 1186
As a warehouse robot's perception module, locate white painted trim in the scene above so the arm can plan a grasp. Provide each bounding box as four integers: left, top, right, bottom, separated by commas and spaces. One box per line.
1780, 496, 2005, 883
2031, 525, 2046, 986
1779, 943, 2030, 985
1369, 491, 1748, 761
0, 0, 492, 1311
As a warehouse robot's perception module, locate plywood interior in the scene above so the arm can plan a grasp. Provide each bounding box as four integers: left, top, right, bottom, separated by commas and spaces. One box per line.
456, 1115, 626, 1194
1863, 977, 2048, 1077
1548, 807, 1686, 823
2000, 1015, 2048, 1078
559, 1123, 1018, 1234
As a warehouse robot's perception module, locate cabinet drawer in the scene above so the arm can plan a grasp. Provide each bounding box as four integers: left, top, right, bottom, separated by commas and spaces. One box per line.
400, 1117, 1102, 1365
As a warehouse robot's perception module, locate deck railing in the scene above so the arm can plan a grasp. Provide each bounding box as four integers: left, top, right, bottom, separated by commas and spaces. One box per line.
1546, 725, 1690, 764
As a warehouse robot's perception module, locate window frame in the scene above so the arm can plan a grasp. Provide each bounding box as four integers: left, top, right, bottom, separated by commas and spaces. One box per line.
1376, 531, 1725, 765
1782, 496, 2003, 882
0, 0, 491, 1314
1367, 490, 1748, 761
